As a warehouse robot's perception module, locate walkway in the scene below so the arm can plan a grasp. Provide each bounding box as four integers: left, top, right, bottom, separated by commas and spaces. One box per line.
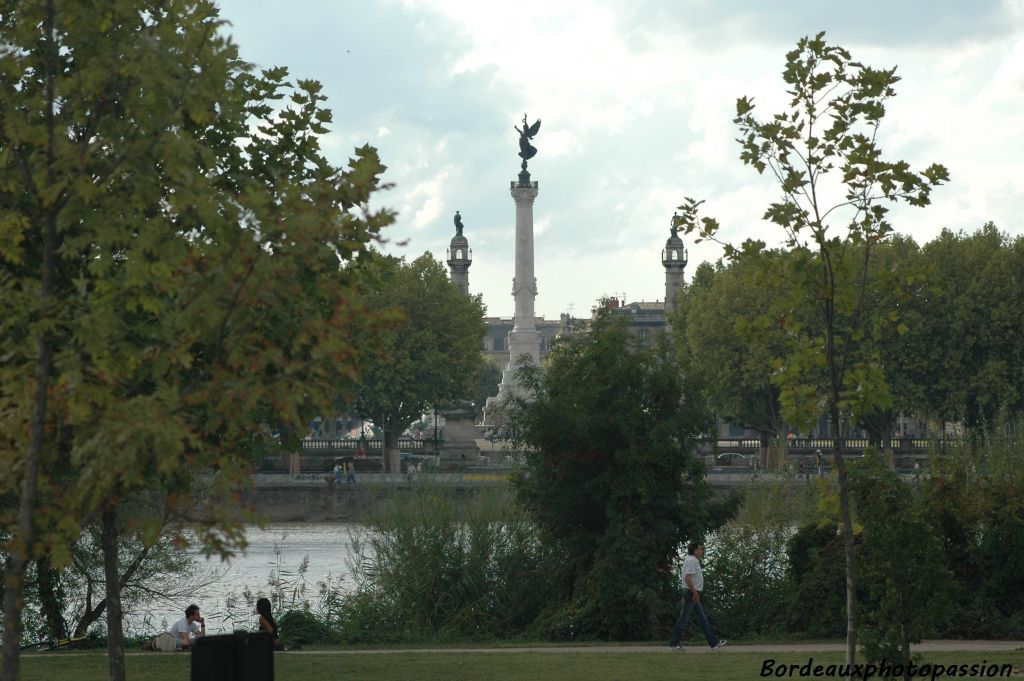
36, 640, 1023, 658
282, 641, 1023, 655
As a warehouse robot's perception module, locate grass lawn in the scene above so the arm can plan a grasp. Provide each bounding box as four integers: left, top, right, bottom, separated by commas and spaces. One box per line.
15, 649, 1022, 681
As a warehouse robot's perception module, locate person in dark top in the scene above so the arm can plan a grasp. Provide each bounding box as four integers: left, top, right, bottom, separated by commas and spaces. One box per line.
255, 597, 284, 650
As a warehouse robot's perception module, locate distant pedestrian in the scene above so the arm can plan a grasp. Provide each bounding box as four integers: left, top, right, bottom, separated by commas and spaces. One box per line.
669, 542, 727, 652
815, 448, 823, 476
346, 460, 356, 484
333, 461, 343, 485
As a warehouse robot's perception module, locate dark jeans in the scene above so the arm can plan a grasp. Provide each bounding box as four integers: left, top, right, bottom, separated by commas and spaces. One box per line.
669, 591, 720, 648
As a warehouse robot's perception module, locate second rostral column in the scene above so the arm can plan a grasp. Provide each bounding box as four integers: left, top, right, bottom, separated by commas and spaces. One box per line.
497, 114, 542, 400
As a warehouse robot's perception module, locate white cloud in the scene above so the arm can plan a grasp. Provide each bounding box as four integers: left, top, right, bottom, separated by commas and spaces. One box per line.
399, 169, 453, 231
218, 0, 1024, 318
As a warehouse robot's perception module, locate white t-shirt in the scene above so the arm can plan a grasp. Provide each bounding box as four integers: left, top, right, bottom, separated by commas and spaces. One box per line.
681, 554, 704, 592
171, 617, 202, 646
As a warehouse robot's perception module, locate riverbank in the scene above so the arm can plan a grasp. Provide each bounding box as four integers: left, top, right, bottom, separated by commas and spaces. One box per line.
241, 478, 512, 521
240, 470, 798, 522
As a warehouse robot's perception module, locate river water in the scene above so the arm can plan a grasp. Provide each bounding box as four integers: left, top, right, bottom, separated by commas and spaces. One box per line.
137, 523, 361, 636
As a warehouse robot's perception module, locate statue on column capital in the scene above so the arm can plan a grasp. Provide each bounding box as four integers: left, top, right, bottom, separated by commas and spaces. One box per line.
515, 113, 541, 176
454, 210, 464, 236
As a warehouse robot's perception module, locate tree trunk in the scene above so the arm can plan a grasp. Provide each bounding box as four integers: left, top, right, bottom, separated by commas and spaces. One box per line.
758, 431, 770, 469
101, 505, 127, 681
900, 600, 911, 681
2, 5, 58, 678
72, 541, 153, 638
36, 556, 68, 641
831, 400, 858, 679
2, 286, 55, 681
383, 425, 400, 473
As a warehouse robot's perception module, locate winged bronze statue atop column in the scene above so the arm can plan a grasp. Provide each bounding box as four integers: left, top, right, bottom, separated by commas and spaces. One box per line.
515, 113, 541, 172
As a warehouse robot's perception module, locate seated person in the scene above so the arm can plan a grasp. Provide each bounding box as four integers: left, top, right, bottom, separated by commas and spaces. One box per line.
171, 604, 205, 650
256, 597, 284, 651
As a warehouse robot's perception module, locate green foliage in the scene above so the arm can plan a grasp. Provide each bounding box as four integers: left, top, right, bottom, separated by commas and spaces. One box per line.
674, 34, 947, 668
277, 609, 340, 646
908, 226, 1024, 431
0, 0, 393, 556
675, 33, 947, 433
0, 2, 395, 674
510, 312, 729, 640
338, 487, 564, 643
850, 452, 953, 668
921, 439, 1024, 637
674, 253, 793, 445
700, 524, 791, 638
785, 523, 847, 637
472, 359, 504, 417
353, 252, 486, 471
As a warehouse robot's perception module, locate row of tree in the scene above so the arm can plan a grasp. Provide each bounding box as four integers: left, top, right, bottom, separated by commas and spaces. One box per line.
675, 224, 1024, 445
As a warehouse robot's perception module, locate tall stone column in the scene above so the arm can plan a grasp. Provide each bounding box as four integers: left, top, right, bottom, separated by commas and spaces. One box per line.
485, 115, 543, 422
499, 179, 541, 396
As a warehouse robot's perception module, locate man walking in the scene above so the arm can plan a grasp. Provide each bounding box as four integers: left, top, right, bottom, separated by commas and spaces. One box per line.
669, 542, 727, 651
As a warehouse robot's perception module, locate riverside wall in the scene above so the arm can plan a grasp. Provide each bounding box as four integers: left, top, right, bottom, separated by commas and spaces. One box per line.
242, 479, 510, 522
238, 468, 816, 522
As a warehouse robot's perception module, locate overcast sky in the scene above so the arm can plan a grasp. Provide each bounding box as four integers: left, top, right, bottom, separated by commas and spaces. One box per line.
215, 0, 1024, 319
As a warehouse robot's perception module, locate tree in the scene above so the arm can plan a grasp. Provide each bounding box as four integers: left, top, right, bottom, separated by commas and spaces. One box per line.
674, 255, 794, 464
472, 358, 503, 419
510, 310, 730, 639
849, 453, 952, 678
354, 253, 486, 472
0, 2, 393, 678
914, 225, 1024, 435
677, 33, 947, 674
853, 235, 925, 446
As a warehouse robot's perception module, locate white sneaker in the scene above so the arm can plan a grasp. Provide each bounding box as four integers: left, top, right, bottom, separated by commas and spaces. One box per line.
669, 645, 683, 651
713, 640, 728, 650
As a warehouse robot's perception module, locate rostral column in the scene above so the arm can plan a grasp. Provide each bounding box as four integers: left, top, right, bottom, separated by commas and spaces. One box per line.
495, 114, 542, 403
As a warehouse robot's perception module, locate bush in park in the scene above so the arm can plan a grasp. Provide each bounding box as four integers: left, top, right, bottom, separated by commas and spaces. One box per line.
335, 486, 566, 643
278, 610, 341, 647
849, 452, 953, 670
784, 523, 847, 638
922, 439, 1024, 639
700, 524, 792, 639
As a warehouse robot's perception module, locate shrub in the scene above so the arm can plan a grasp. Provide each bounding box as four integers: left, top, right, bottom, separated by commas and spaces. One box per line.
335, 485, 567, 643
278, 609, 339, 646
700, 524, 792, 638
785, 523, 846, 637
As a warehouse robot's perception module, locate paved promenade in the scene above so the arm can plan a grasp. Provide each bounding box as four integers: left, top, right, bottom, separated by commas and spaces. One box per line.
281, 641, 1022, 655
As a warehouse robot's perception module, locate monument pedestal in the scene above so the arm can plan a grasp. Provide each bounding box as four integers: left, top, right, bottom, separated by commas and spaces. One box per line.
439, 404, 482, 463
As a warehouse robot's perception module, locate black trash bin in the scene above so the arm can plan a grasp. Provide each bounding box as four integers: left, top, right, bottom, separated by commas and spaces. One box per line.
191, 631, 274, 681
